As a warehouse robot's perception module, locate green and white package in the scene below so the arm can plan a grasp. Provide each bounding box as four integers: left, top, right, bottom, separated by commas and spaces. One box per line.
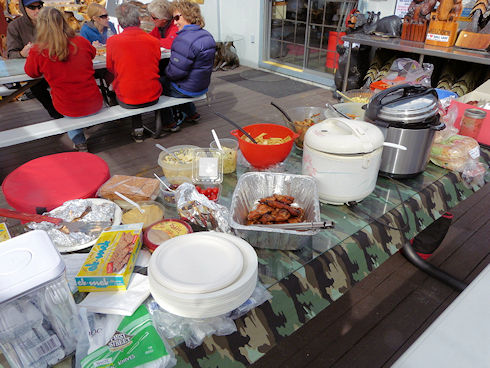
81, 305, 174, 368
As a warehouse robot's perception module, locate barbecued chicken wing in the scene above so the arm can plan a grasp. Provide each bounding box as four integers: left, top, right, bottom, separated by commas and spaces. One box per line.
247, 203, 273, 220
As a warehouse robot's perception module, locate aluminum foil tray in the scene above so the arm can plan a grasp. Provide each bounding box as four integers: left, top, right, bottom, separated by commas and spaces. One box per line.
230, 172, 320, 250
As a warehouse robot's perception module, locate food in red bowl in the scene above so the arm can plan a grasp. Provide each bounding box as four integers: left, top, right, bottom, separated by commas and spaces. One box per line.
230, 123, 298, 168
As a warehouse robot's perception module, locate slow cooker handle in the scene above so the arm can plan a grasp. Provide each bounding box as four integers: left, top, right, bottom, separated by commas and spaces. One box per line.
430, 121, 446, 131
366, 84, 437, 119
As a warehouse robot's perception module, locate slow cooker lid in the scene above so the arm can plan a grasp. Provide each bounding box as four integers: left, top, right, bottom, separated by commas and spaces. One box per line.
378, 94, 438, 123
304, 118, 385, 154
366, 84, 439, 124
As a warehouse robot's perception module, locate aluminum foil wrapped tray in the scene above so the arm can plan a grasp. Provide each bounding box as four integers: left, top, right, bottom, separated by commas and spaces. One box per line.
230, 172, 320, 250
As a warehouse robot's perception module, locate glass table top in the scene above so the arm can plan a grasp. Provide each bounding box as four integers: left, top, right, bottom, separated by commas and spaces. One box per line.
156, 147, 463, 290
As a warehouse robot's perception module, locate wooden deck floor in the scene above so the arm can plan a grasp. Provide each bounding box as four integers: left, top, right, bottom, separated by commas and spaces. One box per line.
1, 66, 489, 367
252, 182, 489, 368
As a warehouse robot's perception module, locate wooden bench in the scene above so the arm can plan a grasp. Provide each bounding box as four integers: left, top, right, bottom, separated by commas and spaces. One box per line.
0, 94, 206, 148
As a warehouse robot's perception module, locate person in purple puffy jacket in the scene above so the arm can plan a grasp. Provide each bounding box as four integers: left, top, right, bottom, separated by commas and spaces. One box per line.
160, 0, 216, 132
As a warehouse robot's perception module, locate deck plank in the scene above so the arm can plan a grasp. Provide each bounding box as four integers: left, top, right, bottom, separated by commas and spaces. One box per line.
252, 183, 490, 368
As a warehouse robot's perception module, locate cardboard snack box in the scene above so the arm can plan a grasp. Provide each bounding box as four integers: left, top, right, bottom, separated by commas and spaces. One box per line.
76, 223, 143, 292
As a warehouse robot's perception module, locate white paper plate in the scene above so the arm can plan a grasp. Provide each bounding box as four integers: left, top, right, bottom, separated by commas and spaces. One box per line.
56, 199, 122, 253
149, 232, 258, 318
150, 234, 244, 294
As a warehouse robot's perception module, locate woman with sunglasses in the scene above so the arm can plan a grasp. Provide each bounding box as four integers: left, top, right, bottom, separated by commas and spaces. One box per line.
80, 3, 117, 45
24, 7, 103, 151
160, 0, 215, 130
6, 0, 64, 119
147, 0, 178, 49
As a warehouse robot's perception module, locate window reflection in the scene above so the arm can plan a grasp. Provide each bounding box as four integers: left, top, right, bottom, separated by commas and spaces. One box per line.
269, 0, 356, 72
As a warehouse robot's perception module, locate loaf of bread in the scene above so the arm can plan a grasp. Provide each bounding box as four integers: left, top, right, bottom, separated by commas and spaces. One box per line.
98, 175, 160, 202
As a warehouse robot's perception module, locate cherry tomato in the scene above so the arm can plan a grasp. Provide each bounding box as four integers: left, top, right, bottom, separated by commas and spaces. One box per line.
195, 185, 202, 193
211, 187, 219, 195
204, 188, 212, 196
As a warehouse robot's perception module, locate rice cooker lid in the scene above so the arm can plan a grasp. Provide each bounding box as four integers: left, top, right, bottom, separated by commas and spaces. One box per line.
366, 84, 439, 124
304, 118, 385, 154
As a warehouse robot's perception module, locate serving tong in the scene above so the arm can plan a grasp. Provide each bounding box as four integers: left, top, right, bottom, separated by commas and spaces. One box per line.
255, 220, 334, 231
0, 208, 111, 235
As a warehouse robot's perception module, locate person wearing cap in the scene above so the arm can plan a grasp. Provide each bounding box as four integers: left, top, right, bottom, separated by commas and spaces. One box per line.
6, 0, 63, 119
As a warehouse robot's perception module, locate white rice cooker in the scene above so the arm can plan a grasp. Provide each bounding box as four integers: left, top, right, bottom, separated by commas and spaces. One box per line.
302, 118, 385, 205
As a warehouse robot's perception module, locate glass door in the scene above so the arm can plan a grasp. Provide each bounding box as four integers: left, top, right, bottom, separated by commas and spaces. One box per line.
266, 0, 357, 79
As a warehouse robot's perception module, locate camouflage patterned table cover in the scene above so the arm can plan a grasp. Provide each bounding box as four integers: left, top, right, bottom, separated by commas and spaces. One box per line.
0, 149, 487, 368
172, 148, 490, 367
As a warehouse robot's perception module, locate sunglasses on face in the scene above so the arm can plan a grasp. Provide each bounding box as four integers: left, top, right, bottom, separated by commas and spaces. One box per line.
98, 14, 108, 19
173, 14, 181, 21
26, 3, 43, 10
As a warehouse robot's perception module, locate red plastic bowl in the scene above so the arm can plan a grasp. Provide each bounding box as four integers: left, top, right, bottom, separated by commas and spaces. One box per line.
230, 123, 299, 168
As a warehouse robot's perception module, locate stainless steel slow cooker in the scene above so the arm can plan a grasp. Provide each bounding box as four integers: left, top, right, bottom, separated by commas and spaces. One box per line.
365, 84, 445, 178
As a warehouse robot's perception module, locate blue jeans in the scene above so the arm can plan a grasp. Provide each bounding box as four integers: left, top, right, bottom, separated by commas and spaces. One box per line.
65, 108, 104, 144
160, 79, 198, 125
67, 129, 86, 144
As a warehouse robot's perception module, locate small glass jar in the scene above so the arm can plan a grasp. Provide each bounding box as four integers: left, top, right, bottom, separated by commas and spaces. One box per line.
459, 108, 486, 139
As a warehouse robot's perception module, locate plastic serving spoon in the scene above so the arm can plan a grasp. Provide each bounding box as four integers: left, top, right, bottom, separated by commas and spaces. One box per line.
214, 111, 258, 144
155, 144, 185, 164
153, 173, 175, 192
114, 191, 144, 214
211, 129, 223, 151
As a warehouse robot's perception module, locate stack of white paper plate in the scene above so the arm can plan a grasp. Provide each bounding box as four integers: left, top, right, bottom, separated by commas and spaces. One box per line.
148, 232, 258, 318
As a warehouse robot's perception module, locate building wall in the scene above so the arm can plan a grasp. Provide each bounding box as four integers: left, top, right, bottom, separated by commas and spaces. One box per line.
357, 0, 397, 17
200, 0, 261, 68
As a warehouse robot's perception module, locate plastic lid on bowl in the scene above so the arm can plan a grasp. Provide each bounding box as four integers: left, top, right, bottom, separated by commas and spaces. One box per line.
304, 118, 385, 154
0, 230, 65, 304
143, 219, 192, 252
150, 233, 244, 294
191, 148, 223, 184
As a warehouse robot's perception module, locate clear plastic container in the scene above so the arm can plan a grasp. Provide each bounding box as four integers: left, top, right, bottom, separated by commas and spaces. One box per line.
157, 145, 199, 185
192, 148, 224, 202
210, 138, 239, 174
0, 231, 81, 368
192, 148, 223, 184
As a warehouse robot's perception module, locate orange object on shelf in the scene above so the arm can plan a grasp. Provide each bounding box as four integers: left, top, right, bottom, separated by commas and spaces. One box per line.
325, 31, 345, 70
425, 18, 459, 47
401, 20, 428, 42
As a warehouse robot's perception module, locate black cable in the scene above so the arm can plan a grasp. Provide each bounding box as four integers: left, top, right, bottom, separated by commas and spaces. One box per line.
346, 177, 467, 291
401, 240, 467, 291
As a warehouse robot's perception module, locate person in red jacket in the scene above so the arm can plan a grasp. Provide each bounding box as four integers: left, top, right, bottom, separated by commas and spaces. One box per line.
24, 6, 103, 152
147, 0, 178, 50
106, 2, 162, 142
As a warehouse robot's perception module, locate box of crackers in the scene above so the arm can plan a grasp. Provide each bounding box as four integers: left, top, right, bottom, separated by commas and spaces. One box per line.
76, 223, 143, 292
0, 223, 11, 242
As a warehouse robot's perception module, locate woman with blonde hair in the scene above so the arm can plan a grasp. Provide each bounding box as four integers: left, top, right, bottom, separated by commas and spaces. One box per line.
80, 2, 116, 45
24, 6, 103, 151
